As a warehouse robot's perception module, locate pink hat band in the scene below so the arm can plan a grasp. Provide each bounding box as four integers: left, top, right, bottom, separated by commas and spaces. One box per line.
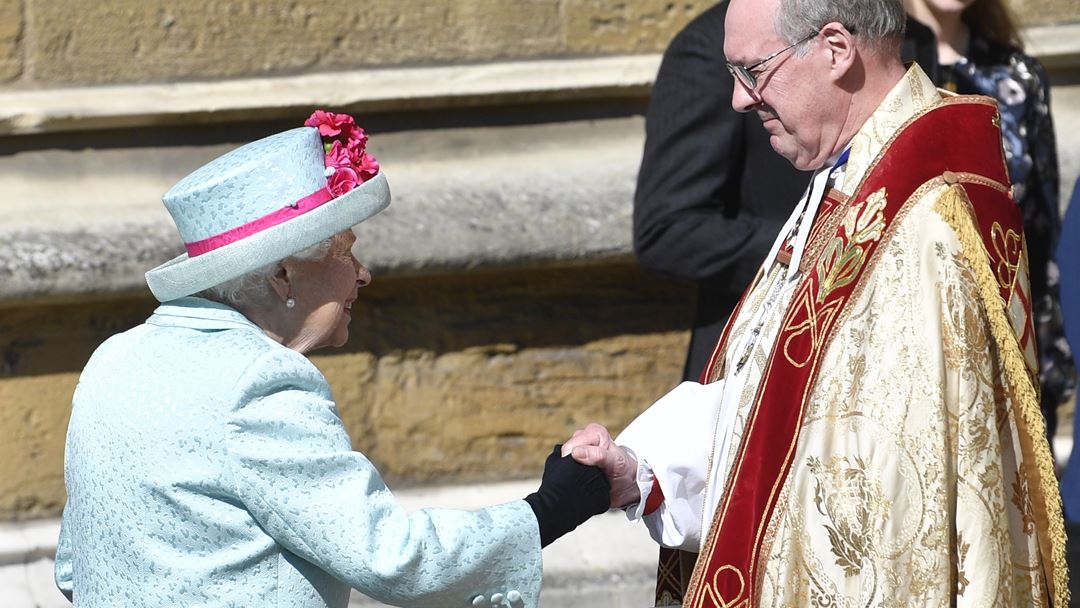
184, 187, 335, 257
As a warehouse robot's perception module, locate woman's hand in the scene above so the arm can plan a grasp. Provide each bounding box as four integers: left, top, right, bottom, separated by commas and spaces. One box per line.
524, 445, 610, 547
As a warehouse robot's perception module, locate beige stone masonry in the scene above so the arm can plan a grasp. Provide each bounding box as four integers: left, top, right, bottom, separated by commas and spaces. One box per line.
0, 54, 660, 135
1023, 20, 1080, 68
562, 0, 711, 54
1012, 0, 1080, 27
3, 0, 1074, 89
0, 0, 22, 82
27, 0, 565, 85
2, 21, 1079, 137
19, 0, 710, 86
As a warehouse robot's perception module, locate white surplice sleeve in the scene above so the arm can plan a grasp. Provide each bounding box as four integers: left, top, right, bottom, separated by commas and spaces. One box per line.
615, 380, 727, 551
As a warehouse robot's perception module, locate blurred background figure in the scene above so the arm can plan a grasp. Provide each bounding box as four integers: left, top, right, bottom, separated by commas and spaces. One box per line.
1057, 177, 1080, 517
1057, 175, 1080, 602
905, 0, 1077, 440
632, 1, 810, 385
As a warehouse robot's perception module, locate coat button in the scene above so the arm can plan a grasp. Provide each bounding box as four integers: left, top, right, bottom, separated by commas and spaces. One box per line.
506, 590, 523, 605
490, 592, 505, 605
471, 595, 486, 607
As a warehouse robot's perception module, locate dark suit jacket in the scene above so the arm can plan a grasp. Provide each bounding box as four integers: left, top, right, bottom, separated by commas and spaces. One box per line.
633, 1, 811, 381
634, 4, 939, 382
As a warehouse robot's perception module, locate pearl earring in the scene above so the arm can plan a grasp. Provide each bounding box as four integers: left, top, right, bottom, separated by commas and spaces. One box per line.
286, 297, 296, 309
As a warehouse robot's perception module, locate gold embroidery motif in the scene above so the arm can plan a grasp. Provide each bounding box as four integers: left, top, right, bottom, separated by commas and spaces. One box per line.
991, 222, 1022, 290
699, 564, 750, 608
781, 289, 842, 368
956, 534, 971, 596
807, 456, 890, 577
816, 188, 887, 304
1012, 463, 1037, 535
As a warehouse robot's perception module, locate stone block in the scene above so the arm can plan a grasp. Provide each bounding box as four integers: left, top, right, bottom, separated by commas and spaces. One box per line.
0, 0, 22, 82
0, 373, 76, 520
1010, 0, 1080, 27
25, 0, 565, 86
562, 0, 711, 54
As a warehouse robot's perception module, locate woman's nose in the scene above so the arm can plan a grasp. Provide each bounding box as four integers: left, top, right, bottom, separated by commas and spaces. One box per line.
356, 263, 372, 288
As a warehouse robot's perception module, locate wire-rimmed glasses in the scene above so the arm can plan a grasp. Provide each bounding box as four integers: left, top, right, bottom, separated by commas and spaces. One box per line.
725, 31, 819, 91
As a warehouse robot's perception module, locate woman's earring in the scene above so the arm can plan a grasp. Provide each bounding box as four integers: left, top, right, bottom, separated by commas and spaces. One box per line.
286, 297, 296, 309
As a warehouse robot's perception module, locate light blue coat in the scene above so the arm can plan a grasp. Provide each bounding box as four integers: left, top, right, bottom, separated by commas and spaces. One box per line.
55, 297, 542, 607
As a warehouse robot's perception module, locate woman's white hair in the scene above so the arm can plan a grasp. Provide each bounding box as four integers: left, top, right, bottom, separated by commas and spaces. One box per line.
196, 238, 333, 309
776, 0, 906, 54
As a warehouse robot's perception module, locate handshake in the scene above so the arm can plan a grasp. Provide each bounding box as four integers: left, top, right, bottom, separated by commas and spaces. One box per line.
524, 423, 644, 548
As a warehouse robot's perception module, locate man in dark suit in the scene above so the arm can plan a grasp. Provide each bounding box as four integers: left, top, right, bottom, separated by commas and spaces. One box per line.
633, 1, 810, 382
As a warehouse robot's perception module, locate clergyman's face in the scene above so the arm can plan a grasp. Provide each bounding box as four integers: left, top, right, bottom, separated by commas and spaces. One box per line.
724, 0, 838, 170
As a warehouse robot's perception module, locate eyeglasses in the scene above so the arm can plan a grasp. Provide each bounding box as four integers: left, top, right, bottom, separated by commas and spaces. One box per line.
726, 31, 819, 91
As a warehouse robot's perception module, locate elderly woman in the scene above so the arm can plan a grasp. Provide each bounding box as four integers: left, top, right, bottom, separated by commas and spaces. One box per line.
54, 111, 609, 607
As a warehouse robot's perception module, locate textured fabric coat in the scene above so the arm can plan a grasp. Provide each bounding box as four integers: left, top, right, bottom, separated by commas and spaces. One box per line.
55, 297, 542, 608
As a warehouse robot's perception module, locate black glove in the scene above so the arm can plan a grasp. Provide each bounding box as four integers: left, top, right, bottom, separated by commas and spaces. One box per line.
524, 444, 611, 547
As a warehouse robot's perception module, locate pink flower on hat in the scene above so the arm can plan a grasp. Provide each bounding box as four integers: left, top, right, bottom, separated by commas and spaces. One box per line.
325, 140, 355, 170
344, 127, 369, 152
305, 109, 379, 196
304, 110, 356, 138
326, 166, 360, 197
357, 152, 379, 182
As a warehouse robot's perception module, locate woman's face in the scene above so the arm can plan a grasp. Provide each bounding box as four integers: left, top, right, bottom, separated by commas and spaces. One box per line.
285, 230, 370, 353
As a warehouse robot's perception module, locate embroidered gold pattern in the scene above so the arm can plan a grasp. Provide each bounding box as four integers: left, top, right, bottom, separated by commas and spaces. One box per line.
807, 456, 891, 577
698, 565, 749, 608
815, 188, 887, 304
991, 222, 1022, 290
956, 534, 971, 596
1011, 463, 1037, 535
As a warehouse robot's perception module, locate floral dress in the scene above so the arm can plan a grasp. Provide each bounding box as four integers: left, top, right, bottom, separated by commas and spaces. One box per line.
938, 32, 1076, 434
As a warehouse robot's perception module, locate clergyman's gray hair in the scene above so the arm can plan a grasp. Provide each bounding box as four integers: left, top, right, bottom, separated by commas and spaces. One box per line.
776, 0, 906, 53
196, 238, 333, 310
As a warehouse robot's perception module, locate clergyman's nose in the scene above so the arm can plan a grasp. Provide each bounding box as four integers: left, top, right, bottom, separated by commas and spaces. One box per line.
730, 79, 760, 113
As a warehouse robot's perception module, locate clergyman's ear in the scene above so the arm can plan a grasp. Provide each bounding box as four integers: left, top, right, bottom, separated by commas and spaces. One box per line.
819, 21, 857, 78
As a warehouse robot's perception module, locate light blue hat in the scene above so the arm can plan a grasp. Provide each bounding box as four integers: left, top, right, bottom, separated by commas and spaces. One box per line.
144, 126, 390, 302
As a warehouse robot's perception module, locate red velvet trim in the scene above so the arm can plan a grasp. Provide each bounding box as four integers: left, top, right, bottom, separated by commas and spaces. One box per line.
643, 477, 664, 516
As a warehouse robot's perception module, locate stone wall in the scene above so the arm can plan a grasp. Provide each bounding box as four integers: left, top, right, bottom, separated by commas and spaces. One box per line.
0, 264, 692, 520
2, 0, 1076, 87
4, 0, 710, 87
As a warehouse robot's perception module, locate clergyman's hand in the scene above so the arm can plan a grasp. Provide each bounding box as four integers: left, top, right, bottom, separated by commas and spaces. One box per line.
561, 423, 641, 509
